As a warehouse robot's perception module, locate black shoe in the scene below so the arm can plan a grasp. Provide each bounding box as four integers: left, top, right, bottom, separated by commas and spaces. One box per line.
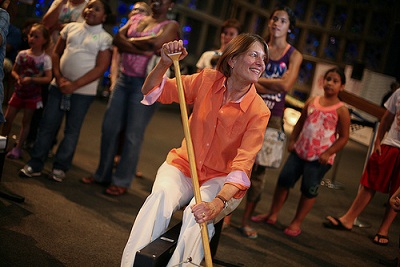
379, 257, 398, 266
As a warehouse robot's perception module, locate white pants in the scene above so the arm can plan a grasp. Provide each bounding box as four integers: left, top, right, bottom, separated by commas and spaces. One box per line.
121, 162, 240, 267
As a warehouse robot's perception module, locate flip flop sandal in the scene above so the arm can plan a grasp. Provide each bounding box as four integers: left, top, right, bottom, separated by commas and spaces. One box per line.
81, 176, 110, 186
284, 228, 302, 237
239, 226, 258, 239
373, 234, 389, 246
81, 176, 97, 184
323, 216, 352, 231
105, 185, 127, 196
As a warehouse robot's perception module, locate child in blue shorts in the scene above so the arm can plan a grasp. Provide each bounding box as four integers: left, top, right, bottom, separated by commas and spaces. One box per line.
261, 67, 351, 237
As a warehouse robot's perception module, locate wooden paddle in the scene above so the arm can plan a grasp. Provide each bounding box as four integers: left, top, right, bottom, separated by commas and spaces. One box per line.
167, 52, 213, 267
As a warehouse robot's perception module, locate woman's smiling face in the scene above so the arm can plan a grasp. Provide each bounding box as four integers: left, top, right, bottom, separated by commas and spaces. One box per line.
229, 42, 267, 84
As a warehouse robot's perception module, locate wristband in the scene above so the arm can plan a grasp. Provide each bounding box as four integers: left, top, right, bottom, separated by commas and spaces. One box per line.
215, 195, 228, 209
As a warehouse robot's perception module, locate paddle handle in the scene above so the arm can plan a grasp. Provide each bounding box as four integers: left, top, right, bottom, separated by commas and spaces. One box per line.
169, 54, 213, 267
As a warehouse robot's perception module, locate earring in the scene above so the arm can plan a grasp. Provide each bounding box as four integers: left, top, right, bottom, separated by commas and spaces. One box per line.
168, 7, 172, 11
288, 29, 291, 33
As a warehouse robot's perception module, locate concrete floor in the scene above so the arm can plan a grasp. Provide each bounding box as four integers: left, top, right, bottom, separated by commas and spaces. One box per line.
0, 98, 398, 267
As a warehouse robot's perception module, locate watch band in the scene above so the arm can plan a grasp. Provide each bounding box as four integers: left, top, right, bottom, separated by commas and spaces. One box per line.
215, 195, 228, 208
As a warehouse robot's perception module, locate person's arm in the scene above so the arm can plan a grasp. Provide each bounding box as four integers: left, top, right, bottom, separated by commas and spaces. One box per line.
319, 105, 351, 164
42, 0, 66, 32
109, 46, 120, 91
128, 29, 163, 43
11, 62, 21, 84
112, 21, 148, 54
0, 10, 9, 48
373, 109, 395, 155
256, 49, 303, 94
52, 35, 66, 86
191, 183, 239, 224
131, 21, 179, 52
142, 40, 187, 95
59, 48, 112, 94
114, 20, 179, 55
21, 69, 52, 85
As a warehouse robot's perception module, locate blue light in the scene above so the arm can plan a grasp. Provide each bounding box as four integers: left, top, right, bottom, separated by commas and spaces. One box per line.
117, 3, 128, 15
182, 26, 191, 32
121, 17, 127, 24
183, 39, 189, 45
113, 26, 119, 34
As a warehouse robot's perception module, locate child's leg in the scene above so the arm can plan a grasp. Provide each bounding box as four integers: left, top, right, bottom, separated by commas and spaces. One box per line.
338, 184, 375, 228
287, 160, 331, 232
267, 185, 290, 222
336, 146, 398, 229
242, 164, 266, 226
1, 105, 19, 137
16, 108, 35, 149
374, 206, 397, 244
375, 161, 400, 244
287, 195, 316, 231
267, 152, 303, 222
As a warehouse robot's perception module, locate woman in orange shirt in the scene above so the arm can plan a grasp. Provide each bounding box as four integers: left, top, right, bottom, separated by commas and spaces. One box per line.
121, 34, 270, 267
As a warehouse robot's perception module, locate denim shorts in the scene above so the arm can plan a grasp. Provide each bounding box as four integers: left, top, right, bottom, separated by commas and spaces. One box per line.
277, 152, 331, 198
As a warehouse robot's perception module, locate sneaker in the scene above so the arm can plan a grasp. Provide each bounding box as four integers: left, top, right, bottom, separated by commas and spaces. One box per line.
19, 165, 42, 178
7, 147, 22, 159
49, 169, 65, 182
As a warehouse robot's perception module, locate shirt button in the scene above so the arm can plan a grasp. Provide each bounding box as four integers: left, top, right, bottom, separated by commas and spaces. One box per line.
199, 161, 202, 164
206, 143, 210, 147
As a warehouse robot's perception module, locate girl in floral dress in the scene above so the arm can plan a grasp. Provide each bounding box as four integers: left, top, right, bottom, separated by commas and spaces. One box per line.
260, 67, 351, 237
2, 23, 52, 159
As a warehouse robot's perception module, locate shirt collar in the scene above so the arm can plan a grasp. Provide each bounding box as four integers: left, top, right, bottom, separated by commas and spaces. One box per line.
239, 84, 258, 112
83, 22, 104, 33
213, 71, 258, 112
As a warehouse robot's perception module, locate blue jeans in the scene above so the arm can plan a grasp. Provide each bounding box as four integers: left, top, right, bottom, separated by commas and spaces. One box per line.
277, 152, 331, 198
94, 73, 158, 187
28, 85, 94, 172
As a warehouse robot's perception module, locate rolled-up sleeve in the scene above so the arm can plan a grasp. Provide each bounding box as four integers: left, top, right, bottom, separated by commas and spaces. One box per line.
141, 75, 167, 105
225, 170, 251, 199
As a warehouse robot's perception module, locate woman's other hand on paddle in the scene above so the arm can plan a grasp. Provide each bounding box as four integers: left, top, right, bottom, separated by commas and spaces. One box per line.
161, 40, 188, 63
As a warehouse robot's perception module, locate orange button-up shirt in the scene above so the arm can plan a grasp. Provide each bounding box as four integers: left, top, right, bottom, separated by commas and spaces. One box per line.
143, 69, 270, 198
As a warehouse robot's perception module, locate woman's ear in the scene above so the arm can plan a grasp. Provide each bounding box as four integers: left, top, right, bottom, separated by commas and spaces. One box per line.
228, 57, 236, 69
